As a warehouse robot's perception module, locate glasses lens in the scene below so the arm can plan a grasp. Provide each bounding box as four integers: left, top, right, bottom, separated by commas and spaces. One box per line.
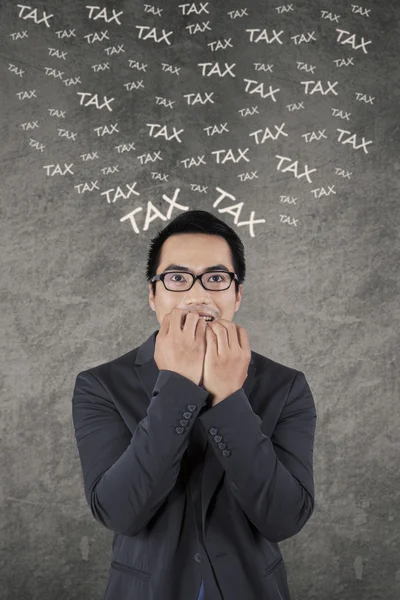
163, 271, 231, 291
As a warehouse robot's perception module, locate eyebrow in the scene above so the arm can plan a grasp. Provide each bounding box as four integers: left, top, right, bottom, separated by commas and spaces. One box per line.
163, 263, 231, 273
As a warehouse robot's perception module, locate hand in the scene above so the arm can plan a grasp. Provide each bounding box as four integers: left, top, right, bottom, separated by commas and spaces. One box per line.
154, 308, 207, 386
202, 319, 251, 406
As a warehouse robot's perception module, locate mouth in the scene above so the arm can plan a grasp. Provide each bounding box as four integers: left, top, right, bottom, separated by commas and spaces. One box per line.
186, 311, 215, 322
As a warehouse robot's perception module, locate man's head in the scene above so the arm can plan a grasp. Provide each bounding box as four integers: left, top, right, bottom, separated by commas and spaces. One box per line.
146, 210, 246, 325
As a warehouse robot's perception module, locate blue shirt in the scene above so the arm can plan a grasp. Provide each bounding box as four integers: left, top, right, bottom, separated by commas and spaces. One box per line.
197, 580, 204, 600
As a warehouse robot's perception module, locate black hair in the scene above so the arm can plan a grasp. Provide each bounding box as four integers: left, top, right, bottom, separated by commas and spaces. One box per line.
145, 210, 246, 296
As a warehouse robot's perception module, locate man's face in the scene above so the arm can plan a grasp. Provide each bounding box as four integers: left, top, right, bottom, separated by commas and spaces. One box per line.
148, 233, 243, 326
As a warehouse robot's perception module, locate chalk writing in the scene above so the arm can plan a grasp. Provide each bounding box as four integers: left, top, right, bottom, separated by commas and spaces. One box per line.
84, 31, 109, 43
335, 168, 352, 179
198, 62, 236, 77
184, 92, 215, 105
351, 5, 371, 17
48, 108, 66, 118
332, 108, 351, 120
21, 121, 39, 130
276, 5, 294, 14
136, 26, 173, 45
16, 89, 36, 99
254, 63, 273, 73
355, 93, 374, 104
208, 38, 233, 51
151, 172, 169, 181
58, 128, 77, 141
334, 57, 354, 67
286, 102, 304, 111
94, 124, 119, 136
179, 2, 210, 14
48, 48, 67, 59
137, 151, 162, 164
246, 29, 284, 44
280, 215, 298, 226
17, 5, 53, 27
211, 149, 250, 163
81, 152, 99, 160
101, 166, 119, 175
161, 63, 181, 75
186, 22, 211, 34
29, 138, 45, 151
10, 30, 29, 39
297, 61, 316, 74
336, 29, 371, 54
238, 171, 258, 181
77, 92, 114, 111
124, 81, 145, 91
144, 5, 163, 17
91, 62, 110, 72
228, 9, 248, 18
115, 143, 136, 153
291, 32, 316, 45
75, 181, 100, 193
204, 123, 229, 136
9, 63, 25, 77
146, 124, 184, 142
156, 97, 175, 108
104, 45, 125, 55
280, 196, 297, 204
321, 10, 340, 22
44, 67, 64, 80
180, 155, 206, 168
311, 185, 336, 198
55, 29, 76, 38
190, 184, 208, 192
86, 6, 123, 24
250, 123, 288, 144
129, 60, 147, 71
276, 155, 317, 183
302, 130, 327, 143
301, 80, 339, 95
244, 79, 280, 100
43, 163, 74, 176
337, 129, 373, 153
101, 183, 140, 204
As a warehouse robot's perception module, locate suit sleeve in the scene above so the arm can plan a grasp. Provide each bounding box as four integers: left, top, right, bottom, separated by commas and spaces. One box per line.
72, 368, 209, 536
198, 370, 317, 543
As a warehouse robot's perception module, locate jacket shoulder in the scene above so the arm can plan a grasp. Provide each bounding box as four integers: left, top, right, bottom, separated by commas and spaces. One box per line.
74, 345, 140, 383
251, 348, 300, 381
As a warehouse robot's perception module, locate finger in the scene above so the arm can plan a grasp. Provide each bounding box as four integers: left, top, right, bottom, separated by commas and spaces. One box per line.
237, 326, 251, 355
170, 307, 185, 331
160, 311, 170, 335
209, 321, 229, 354
183, 311, 202, 337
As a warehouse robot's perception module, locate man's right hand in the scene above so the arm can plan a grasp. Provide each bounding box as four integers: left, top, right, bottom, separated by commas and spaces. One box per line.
154, 308, 208, 386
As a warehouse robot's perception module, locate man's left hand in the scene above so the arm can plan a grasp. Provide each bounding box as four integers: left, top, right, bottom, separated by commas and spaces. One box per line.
202, 319, 252, 406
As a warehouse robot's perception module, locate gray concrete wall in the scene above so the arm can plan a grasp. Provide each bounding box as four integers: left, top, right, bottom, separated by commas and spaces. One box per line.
1, 0, 399, 598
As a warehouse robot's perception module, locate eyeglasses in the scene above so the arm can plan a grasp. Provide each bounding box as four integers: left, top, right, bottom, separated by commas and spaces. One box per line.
150, 271, 239, 292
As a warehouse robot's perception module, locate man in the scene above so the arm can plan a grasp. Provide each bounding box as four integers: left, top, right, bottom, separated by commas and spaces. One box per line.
72, 209, 317, 600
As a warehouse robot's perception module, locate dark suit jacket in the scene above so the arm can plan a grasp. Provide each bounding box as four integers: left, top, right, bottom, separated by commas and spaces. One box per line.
72, 329, 317, 600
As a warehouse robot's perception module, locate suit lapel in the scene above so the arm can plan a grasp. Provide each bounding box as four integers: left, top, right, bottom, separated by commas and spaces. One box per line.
134, 329, 256, 535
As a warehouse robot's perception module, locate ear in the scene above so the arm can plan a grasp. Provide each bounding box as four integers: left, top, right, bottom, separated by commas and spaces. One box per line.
234, 283, 243, 312
148, 282, 155, 312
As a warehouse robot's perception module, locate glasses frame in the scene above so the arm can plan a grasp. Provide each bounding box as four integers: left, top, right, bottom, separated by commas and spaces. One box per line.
150, 270, 239, 292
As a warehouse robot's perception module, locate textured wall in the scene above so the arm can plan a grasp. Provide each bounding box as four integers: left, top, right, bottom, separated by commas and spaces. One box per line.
1, 0, 399, 599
